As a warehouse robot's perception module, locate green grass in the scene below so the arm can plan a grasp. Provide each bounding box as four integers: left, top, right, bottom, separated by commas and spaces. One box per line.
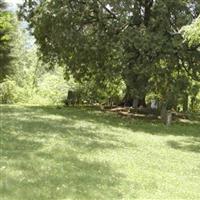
0, 105, 200, 200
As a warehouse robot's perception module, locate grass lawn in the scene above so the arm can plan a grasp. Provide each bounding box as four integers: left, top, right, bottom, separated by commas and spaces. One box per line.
0, 105, 200, 200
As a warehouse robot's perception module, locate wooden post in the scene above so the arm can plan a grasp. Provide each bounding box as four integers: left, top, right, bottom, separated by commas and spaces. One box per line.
166, 111, 172, 126
161, 103, 167, 121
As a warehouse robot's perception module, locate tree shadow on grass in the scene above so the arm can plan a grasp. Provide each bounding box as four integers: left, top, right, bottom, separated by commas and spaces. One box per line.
36, 106, 200, 138
1, 105, 138, 153
1, 105, 199, 199
28, 153, 134, 200
167, 138, 200, 153
0, 130, 42, 159
0, 106, 137, 200
1, 152, 133, 200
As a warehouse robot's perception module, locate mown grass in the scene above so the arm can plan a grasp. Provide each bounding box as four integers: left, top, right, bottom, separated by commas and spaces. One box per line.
0, 105, 200, 200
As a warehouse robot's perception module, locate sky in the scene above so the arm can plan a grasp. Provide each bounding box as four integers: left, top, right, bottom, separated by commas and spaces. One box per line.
5, 0, 36, 46
5, 0, 23, 11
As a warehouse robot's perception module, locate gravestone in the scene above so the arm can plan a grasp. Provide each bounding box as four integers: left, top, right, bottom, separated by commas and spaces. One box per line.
166, 111, 172, 126
66, 90, 77, 106
151, 100, 158, 110
133, 99, 139, 108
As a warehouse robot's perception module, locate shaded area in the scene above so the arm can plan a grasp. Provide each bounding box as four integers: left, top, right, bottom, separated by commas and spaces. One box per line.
1, 153, 129, 200
38, 105, 200, 138
0, 105, 136, 200
167, 138, 200, 153
1, 130, 42, 159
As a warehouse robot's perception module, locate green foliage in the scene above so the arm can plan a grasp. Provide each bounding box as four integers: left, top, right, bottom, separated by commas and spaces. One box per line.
1, 11, 125, 106
0, 1, 16, 81
0, 20, 70, 105
0, 56, 70, 105
74, 77, 126, 104
147, 62, 200, 112
19, 0, 200, 106
0, 79, 15, 103
182, 16, 200, 46
35, 67, 69, 105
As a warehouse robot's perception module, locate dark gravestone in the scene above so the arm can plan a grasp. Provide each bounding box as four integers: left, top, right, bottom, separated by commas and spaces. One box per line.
66, 90, 77, 106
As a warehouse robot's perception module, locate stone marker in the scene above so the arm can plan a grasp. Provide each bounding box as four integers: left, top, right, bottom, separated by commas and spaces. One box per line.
166, 111, 172, 126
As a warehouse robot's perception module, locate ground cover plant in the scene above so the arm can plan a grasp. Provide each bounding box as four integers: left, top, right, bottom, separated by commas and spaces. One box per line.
1, 105, 200, 200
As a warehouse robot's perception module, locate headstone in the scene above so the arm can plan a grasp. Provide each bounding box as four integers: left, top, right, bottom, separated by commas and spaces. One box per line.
133, 99, 139, 108
166, 111, 172, 126
151, 100, 158, 109
67, 90, 77, 106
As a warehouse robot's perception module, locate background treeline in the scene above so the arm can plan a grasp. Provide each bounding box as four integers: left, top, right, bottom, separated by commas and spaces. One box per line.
0, 0, 200, 112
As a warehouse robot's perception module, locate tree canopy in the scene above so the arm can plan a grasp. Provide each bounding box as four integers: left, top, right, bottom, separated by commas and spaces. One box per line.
0, 0, 16, 81
18, 0, 200, 109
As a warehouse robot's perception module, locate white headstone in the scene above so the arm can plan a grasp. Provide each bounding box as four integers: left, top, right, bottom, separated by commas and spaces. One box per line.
151, 100, 158, 109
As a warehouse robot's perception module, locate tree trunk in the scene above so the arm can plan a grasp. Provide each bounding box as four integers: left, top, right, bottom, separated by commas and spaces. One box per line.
183, 94, 189, 112
160, 102, 167, 122
190, 96, 195, 111
121, 88, 133, 107
133, 98, 139, 108
138, 97, 146, 107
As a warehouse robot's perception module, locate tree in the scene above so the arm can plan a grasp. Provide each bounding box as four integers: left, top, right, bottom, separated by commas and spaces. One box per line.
180, 16, 200, 111
0, 0, 16, 82
178, 16, 200, 82
0, 24, 69, 105
20, 0, 200, 106
182, 16, 200, 46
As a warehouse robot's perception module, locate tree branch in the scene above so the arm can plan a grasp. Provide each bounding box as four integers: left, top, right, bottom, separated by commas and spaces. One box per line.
96, 0, 118, 19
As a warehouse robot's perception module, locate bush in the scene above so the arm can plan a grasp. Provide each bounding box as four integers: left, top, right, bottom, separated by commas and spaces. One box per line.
0, 79, 15, 104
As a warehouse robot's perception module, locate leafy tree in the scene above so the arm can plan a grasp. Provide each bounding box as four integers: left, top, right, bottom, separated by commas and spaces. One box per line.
0, 0, 16, 81
179, 16, 200, 82
0, 19, 69, 105
179, 16, 200, 111
75, 76, 125, 105
20, 0, 200, 107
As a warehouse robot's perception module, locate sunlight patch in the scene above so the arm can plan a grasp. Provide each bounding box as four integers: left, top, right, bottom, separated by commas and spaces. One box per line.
37, 115, 67, 120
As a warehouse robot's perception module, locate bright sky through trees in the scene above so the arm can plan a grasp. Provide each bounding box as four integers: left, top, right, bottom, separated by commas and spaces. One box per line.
5, 0, 23, 11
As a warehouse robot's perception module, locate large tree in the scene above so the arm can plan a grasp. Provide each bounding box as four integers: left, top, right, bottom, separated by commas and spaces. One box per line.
0, 0, 16, 82
20, 0, 200, 106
